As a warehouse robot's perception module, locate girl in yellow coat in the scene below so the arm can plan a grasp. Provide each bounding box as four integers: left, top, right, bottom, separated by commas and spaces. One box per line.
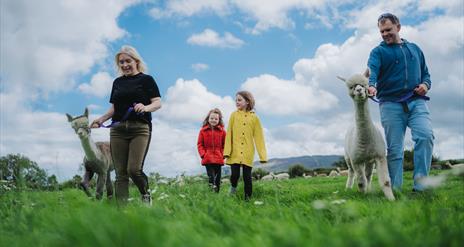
224, 91, 267, 200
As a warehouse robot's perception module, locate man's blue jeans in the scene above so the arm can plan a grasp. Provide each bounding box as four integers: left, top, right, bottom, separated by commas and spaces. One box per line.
379, 99, 434, 191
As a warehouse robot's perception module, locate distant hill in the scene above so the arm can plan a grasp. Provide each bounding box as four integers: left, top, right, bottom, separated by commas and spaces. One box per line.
223, 155, 343, 175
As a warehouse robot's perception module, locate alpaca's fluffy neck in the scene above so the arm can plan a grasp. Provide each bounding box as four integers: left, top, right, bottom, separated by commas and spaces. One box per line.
354, 100, 375, 142
79, 135, 101, 162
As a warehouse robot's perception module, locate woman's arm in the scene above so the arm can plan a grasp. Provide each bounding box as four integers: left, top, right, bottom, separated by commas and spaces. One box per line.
133, 97, 161, 113
90, 104, 115, 128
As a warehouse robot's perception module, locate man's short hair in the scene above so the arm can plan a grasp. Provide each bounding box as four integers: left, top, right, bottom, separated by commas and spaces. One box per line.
378, 13, 400, 25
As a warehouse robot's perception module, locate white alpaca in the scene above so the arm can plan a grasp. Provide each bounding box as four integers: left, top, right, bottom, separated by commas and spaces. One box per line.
66, 108, 114, 200
337, 73, 395, 200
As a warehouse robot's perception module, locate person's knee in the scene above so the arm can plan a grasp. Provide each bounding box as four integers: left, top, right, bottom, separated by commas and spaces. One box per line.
127, 166, 142, 178
387, 147, 403, 160
413, 129, 434, 142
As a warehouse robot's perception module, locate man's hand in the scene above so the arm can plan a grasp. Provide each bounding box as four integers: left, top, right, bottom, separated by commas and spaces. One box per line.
368, 86, 377, 97
414, 83, 428, 96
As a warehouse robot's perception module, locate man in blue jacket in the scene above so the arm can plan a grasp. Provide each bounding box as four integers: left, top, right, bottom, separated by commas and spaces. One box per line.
367, 13, 434, 192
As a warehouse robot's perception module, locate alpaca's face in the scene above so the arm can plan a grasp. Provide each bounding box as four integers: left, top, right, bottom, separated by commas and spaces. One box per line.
349, 84, 368, 101
70, 116, 90, 138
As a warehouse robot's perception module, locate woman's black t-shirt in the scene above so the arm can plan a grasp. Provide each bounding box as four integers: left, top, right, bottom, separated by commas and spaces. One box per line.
109, 73, 161, 127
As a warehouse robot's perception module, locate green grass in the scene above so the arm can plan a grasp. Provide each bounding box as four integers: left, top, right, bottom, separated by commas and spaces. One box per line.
1, 171, 463, 247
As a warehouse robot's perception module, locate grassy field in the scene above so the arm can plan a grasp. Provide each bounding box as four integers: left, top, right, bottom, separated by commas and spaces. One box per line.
1, 170, 463, 247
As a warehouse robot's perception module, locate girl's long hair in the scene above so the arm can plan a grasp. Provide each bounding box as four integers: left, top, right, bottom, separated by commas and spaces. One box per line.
202, 108, 224, 127
237, 91, 255, 112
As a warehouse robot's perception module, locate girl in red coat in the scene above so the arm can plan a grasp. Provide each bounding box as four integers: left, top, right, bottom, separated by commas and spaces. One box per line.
197, 108, 226, 192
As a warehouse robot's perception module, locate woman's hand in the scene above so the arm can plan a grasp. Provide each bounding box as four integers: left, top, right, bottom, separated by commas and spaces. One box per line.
90, 119, 102, 128
89, 105, 114, 128
133, 103, 146, 113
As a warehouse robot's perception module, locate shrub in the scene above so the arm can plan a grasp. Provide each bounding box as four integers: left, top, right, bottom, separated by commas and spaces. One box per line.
0, 153, 52, 190
252, 168, 268, 180
288, 164, 306, 178
333, 157, 348, 170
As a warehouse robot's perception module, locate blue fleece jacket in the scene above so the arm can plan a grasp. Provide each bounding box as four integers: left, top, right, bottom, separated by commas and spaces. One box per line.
367, 39, 431, 102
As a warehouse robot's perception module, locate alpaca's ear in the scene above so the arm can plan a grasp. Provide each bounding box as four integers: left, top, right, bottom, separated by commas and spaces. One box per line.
66, 113, 73, 122
336, 76, 346, 82
363, 68, 370, 78
84, 108, 89, 118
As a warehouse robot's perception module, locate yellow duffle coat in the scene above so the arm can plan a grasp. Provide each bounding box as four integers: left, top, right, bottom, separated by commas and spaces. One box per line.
224, 110, 267, 166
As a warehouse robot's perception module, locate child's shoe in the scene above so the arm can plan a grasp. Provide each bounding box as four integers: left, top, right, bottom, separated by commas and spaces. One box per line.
229, 186, 237, 195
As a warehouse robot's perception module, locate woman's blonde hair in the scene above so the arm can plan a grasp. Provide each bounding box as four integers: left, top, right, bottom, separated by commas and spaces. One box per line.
202, 108, 224, 127
237, 91, 255, 111
114, 45, 147, 75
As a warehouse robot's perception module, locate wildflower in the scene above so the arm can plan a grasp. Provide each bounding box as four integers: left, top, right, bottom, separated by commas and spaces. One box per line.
330, 199, 347, 205
254, 201, 264, 205
158, 193, 169, 200
312, 200, 326, 210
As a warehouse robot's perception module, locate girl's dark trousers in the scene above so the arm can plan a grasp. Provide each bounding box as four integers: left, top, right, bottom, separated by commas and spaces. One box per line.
230, 164, 252, 199
110, 120, 151, 202
205, 164, 222, 192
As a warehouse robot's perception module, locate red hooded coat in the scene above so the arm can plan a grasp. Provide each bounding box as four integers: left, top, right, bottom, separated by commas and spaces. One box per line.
197, 124, 226, 165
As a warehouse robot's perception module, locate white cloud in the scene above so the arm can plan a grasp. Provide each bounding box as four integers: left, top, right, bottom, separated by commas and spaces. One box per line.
187, 29, 244, 48
433, 128, 464, 160
149, 0, 230, 19
145, 120, 202, 177
0, 0, 138, 181
0, 0, 138, 96
191, 63, 210, 72
265, 115, 351, 158
158, 78, 235, 123
240, 74, 338, 116
418, 0, 464, 15
78, 72, 113, 97
150, 0, 351, 34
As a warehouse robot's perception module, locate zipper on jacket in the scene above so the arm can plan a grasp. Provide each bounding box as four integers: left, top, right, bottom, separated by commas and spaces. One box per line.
211, 128, 215, 151
399, 43, 408, 90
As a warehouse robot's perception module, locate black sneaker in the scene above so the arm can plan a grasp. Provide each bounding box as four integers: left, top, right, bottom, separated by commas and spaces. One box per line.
142, 194, 152, 206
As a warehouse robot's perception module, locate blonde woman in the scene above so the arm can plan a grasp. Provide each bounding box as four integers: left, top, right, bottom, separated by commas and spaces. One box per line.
91, 45, 161, 205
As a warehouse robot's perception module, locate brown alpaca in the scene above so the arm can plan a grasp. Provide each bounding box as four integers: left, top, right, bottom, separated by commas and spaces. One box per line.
66, 108, 114, 200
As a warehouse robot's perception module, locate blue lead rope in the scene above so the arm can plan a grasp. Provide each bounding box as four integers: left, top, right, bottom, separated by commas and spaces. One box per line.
101, 104, 144, 128
369, 91, 430, 104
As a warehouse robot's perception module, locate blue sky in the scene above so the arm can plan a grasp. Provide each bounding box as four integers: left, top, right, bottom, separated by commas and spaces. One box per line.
1, 0, 463, 181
